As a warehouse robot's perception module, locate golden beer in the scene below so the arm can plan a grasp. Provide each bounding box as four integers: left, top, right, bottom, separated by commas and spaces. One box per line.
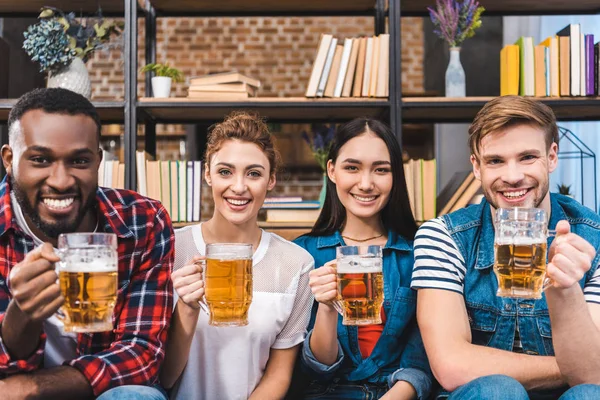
59, 267, 118, 332
336, 254, 384, 326
205, 257, 253, 326
494, 242, 547, 299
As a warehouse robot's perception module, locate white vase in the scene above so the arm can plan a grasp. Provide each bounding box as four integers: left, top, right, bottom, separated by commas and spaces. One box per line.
47, 57, 92, 99
445, 47, 466, 97
151, 77, 172, 98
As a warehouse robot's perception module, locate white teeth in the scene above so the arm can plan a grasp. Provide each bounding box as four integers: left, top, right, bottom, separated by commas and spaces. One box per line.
503, 190, 528, 198
226, 198, 250, 206
352, 194, 376, 202
43, 198, 74, 209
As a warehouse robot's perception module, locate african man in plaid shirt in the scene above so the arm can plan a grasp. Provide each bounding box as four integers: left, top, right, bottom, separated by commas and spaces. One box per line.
0, 89, 173, 399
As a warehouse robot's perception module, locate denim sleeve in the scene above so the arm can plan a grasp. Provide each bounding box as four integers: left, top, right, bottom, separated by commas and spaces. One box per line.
388, 322, 433, 400
300, 330, 345, 381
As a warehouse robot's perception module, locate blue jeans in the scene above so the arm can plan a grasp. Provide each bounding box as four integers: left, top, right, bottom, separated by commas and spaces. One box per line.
96, 385, 168, 400
447, 375, 529, 400
559, 384, 600, 399
303, 381, 388, 399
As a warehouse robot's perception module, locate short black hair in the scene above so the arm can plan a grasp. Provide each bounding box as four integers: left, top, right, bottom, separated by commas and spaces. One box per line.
8, 88, 101, 141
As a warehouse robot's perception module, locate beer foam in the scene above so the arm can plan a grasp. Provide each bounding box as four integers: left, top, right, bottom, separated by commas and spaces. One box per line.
337, 256, 382, 273
496, 237, 546, 246
59, 259, 117, 272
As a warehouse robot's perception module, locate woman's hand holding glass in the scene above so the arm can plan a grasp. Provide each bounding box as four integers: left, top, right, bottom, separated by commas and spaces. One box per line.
173, 256, 206, 309
308, 260, 338, 309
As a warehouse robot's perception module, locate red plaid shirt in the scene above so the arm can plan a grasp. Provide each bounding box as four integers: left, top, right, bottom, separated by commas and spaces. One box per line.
0, 178, 174, 396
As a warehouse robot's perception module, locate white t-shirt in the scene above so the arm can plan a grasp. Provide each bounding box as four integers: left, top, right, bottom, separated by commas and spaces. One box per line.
10, 192, 78, 368
170, 224, 314, 400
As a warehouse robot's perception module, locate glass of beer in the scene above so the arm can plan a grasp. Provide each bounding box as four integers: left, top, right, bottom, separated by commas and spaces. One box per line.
335, 245, 384, 326
494, 208, 554, 299
202, 243, 253, 327
56, 233, 118, 333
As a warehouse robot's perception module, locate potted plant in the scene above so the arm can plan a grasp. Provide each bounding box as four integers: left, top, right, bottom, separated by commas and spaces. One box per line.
556, 183, 573, 198
428, 0, 485, 97
302, 124, 335, 206
23, 7, 123, 98
140, 63, 184, 98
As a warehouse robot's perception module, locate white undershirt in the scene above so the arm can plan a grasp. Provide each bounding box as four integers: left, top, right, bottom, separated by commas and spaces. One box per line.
10, 192, 78, 367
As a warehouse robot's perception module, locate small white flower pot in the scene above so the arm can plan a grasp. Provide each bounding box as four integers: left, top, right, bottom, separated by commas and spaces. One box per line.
151, 76, 172, 98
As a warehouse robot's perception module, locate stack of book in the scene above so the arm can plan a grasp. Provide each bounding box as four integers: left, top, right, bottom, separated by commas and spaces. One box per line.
305, 33, 390, 98
135, 151, 202, 223
262, 197, 321, 223
98, 159, 125, 190
403, 159, 437, 223
187, 71, 261, 100
501, 23, 600, 97
436, 171, 482, 217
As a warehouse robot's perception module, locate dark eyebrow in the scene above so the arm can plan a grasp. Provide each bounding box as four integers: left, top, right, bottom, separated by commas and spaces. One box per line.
481, 154, 504, 162
341, 158, 390, 166
26, 146, 95, 156
214, 162, 265, 170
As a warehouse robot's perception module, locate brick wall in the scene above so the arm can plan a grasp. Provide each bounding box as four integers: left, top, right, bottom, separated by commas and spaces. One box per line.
87, 16, 424, 218
88, 16, 424, 99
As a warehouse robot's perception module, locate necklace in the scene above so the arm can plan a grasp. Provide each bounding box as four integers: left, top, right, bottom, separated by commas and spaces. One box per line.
341, 233, 384, 243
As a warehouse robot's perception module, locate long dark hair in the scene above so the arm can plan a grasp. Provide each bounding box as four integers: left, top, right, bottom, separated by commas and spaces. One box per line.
309, 118, 418, 240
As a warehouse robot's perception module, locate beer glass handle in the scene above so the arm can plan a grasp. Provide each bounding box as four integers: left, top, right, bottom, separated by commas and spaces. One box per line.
194, 259, 210, 315
542, 230, 557, 291
53, 248, 67, 323
332, 300, 344, 315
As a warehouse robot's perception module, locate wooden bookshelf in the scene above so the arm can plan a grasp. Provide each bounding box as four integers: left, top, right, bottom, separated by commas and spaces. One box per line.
0, 100, 124, 124
401, 0, 600, 16
0, 0, 126, 16
138, 97, 390, 123
148, 0, 379, 16
402, 97, 600, 123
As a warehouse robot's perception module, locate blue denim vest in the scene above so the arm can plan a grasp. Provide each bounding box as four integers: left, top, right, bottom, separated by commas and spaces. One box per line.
294, 231, 431, 384
442, 194, 600, 355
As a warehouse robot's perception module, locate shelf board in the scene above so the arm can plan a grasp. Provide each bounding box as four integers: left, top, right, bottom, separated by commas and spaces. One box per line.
402, 0, 600, 15
148, 0, 378, 16
0, 0, 127, 16
138, 97, 389, 123
0, 100, 124, 124
401, 96, 600, 123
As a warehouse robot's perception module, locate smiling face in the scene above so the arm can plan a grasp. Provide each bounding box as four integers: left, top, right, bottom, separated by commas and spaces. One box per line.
2, 109, 101, 241
327, 132, 393, 221
206, 139, 276, 225
472, 123, 558, 213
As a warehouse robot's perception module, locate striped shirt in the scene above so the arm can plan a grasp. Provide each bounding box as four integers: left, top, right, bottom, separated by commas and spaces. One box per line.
411, 217, 600, 352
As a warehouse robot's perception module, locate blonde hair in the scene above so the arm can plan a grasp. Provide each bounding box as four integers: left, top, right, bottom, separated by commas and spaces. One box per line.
469, 96, 559, 160
204, 111, 281, 175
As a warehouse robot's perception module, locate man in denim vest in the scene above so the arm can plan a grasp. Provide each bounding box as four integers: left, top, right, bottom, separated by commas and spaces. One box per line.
410, 96, 600, 399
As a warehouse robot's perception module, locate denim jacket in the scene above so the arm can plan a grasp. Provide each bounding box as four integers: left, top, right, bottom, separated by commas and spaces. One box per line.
442, 194, 600, 355
293, 231, 433, 400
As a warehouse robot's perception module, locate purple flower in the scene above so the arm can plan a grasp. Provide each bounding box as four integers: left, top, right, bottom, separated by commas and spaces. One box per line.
429, 0, 484, 47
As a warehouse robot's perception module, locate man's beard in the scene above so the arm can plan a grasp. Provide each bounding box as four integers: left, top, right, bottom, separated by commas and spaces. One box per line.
11, 175, 97, 239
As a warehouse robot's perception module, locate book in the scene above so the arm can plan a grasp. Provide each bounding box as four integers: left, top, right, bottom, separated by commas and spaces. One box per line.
375, 33, 390, 98
192, 161, 202, 222
557, 24, 581, 96
515, 37, 535, 96
449, 178, 482, 213
585, 34, 595, 96
187, 91, 249, 100
333, 38, 353, 97
316, 37, 338, 97
341, 38, 359, 97
500, 44, 519, 96
558, 36, 570, 96
534, 44, 546, 97
188, 82, 257, 96
352, 37, 367, 97
422, 159, 436, 221
540, 36, 559, 97
368, 35, 380, 97
305, 34, 334, 97
261, 201, 320, 209
160, 160, 171, 218
266, 208, 320, 223
324, 44, 343, 98
361, 37, 374, 97
437, 170, 473, 216
189, 71, 260, 88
